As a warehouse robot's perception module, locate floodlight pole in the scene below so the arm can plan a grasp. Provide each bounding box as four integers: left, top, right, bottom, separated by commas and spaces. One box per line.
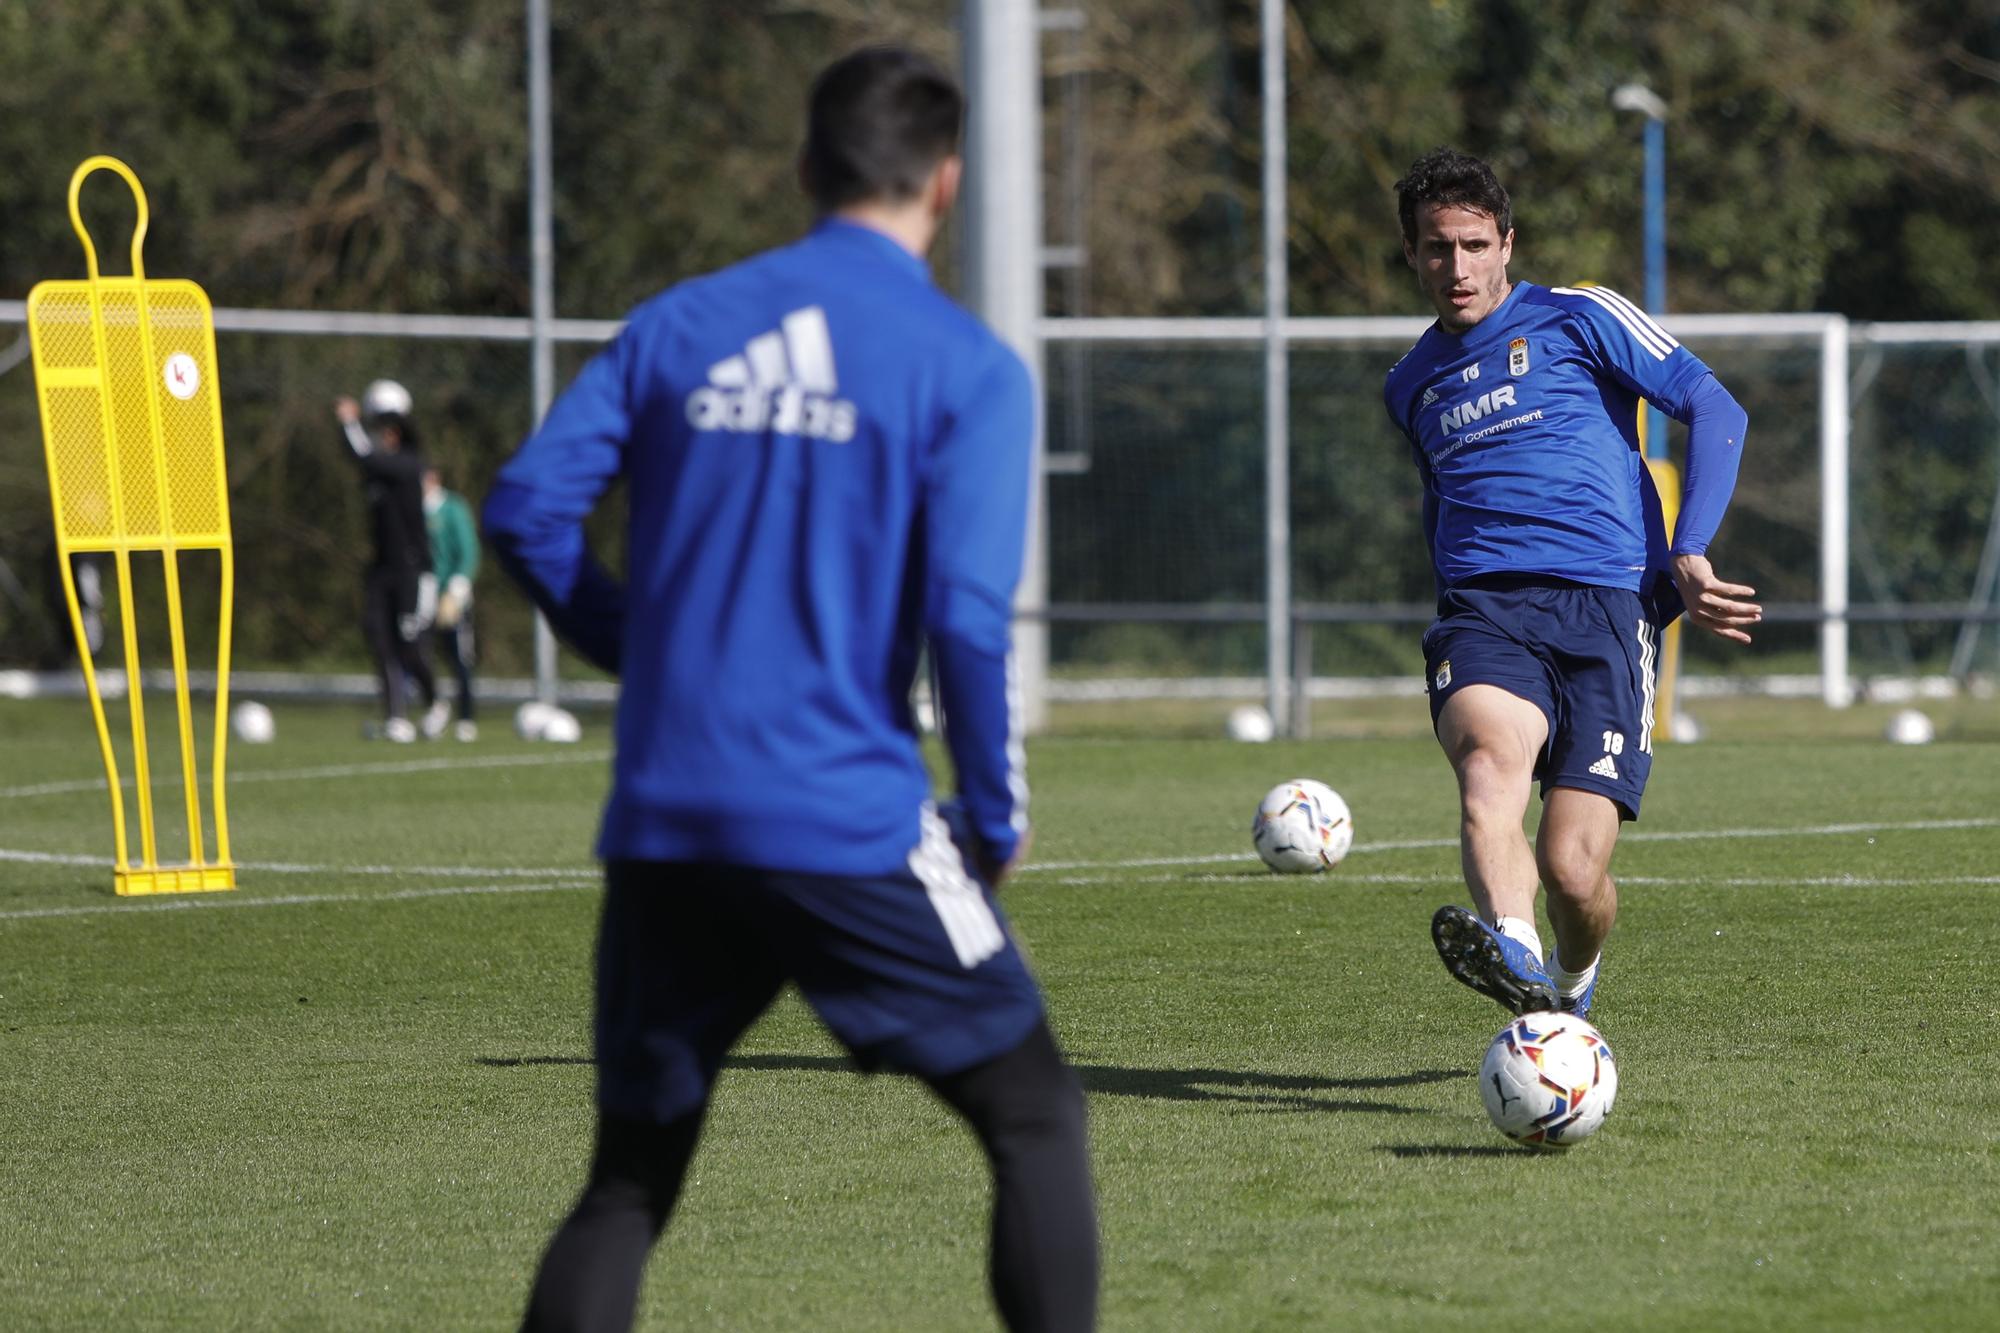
961, 0, 1048, 731
1261, 0, 1293, 736
526, 0, 559, 704
1613, 83, 1670, 459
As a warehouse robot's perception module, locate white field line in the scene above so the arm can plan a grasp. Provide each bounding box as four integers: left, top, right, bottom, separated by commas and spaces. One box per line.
0, 748, 611, 800
0, 849, 107, 867
1053, 869, 2000, 889
0, 880, 596, 922
1625, 816, 2000, 843
1016, 816, 2000, 874
0, 848, 597, 879
245, 860, 596, 878
1025, 851, 1269, 872
1020, 838, 1463, 871
1, 814, 1994, 925
3, 867, 1993, 922
1632, 875, 2000, 886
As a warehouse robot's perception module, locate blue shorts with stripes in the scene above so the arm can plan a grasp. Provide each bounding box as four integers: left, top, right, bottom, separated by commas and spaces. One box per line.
593, 813, 1044, 1125
1422, 576, 1664, 820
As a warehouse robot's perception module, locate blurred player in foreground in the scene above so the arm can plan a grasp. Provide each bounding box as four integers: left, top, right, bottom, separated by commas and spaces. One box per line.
1383, 147, 1759, 1019
335, 380, 438, 742
422, 467, 479, 741
485, 45, 1097, 1333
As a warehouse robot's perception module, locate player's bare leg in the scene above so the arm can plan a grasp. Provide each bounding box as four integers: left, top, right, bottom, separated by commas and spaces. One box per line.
1437, 685, 1547, 923
1535, 786, 1621, 1014
1536, 786, 1620, 962
1430, 685, 1559, 1012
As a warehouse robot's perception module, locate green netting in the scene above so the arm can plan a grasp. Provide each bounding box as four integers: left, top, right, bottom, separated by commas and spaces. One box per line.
1042, 332, 2000, 679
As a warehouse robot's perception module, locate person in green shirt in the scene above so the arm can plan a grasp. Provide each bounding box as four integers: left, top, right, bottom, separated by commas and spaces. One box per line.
423, 468, 480, 741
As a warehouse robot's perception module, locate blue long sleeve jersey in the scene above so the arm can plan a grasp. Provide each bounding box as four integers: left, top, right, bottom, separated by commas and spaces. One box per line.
483, 219, 1032, 877
1383, 282, 1748, 616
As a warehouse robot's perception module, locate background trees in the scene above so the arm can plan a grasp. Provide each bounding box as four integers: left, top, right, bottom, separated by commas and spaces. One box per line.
1, 1, 1995, 670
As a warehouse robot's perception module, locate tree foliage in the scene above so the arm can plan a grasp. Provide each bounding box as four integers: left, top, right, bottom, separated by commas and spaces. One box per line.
1, 1, 1996, 672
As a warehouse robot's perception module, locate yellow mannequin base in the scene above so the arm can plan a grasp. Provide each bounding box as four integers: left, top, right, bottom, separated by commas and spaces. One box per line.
115, 865, 236, 896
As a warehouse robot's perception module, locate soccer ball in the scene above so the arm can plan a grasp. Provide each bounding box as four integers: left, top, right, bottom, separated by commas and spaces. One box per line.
1479, 1011, 1619, 1149
1225, 704, 1276, 743
515, 701, 581, 742
1250, 779, 1353, 873
230, 700, 275, 744
539, 707, 582, 743
513, 701, 554, 740
1884, 708, 1935, 745
361, 378, 414, 420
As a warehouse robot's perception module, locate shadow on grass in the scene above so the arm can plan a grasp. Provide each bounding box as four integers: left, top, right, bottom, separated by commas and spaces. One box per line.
1071, 1063, 1461, 1115
1378, 1144, 1525, 1159
478, 1051, 1466, 1117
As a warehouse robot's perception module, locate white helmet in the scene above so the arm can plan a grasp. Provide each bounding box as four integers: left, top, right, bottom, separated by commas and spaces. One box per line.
361, 378, 414, 421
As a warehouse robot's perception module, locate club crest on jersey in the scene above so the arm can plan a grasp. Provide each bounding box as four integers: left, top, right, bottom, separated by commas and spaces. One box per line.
1434, 659, 1452, 692
1509, 337, 1530, 376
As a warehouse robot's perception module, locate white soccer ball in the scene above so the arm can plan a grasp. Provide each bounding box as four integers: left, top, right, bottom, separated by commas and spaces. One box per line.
539, 707, 582, 744
514, 701, 555, 741
1226, 704, 1276, 743
230, 700, 275, 744
1884, 708, 1935, 745
1250, 778, 1353, 873
1480, 1011, 1619, 1150
361, 378, 414, 420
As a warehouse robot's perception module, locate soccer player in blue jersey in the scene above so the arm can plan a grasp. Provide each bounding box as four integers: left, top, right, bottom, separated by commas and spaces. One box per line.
1383, 147, 1762, 1020
485, 47, 1097, 1333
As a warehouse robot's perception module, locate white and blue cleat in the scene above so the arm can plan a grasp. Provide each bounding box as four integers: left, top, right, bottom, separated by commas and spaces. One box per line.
1556, 965, 1597, 1020
1430, 904, 1559, 1015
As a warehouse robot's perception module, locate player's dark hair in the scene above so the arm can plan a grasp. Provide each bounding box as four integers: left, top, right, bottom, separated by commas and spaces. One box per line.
1395, 147, 1513, 245
801, 46, 962, 211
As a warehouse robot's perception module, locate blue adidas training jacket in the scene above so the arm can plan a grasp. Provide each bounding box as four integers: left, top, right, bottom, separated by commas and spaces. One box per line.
1383, 281, 1748, 617
483, 218, 1032, 877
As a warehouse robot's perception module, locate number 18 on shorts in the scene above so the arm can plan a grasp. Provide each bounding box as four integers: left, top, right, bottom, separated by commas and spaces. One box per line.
1424, 580, 1661, 819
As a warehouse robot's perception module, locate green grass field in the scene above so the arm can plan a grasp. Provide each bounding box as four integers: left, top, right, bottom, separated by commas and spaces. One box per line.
1, 696, 1996, 1330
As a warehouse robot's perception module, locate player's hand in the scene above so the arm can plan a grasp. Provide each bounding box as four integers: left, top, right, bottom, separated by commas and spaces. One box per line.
334, 395, 360, 425
437, 589, 463, 628
1671, 552, 1762, 644
983, 826, 1032, 890
941, 800, 1029, 889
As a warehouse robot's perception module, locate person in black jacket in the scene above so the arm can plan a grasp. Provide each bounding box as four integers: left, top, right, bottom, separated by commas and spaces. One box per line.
334, 379, 439, 742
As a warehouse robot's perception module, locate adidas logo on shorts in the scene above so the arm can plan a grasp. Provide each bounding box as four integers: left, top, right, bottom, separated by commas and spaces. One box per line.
1588, 754, 1620, 780
685, 305, 858, 442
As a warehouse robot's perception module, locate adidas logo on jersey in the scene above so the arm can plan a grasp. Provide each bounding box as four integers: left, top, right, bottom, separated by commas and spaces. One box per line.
1588, 754, 1620, 780
685, 305, 858, 442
